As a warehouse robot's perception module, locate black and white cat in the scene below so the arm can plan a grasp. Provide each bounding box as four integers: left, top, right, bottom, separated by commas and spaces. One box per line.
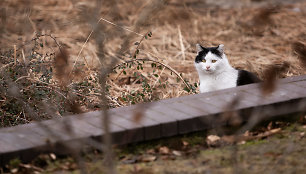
194, 44, 260, 93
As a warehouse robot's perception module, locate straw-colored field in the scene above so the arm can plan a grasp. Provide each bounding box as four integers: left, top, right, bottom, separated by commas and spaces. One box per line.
1, 0, 306, 124
1, 1, 306, 173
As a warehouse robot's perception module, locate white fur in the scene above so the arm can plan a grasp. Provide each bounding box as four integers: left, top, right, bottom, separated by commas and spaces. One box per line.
195, 48, 238, 93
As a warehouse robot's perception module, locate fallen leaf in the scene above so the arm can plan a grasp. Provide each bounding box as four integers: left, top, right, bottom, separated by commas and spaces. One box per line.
159, 146, 170, 155
172, 150, 182, 156
237, 140, 246, 145
182, 141, 189, 146
146, 148, 155, 154
10, 168, 18, 173
243, 130, 250, 137
161, 155, 176, 160
49, 153, 56, 160
206, 135, 221, 147
120, 156, 138, 164
141, 155, 157, 162
20, 164, 31, 169
221, 135, 237, 144
300, 132, 305, 139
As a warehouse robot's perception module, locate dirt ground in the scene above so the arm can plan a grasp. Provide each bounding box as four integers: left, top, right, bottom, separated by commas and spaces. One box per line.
115, 124, 306, 174
3, 122, 306, 173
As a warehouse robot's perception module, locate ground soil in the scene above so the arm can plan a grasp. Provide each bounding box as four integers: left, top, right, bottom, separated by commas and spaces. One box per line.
4, 122, 305, 173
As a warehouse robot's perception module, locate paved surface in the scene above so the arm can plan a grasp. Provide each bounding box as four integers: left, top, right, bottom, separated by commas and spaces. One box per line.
0, 75, 306, 165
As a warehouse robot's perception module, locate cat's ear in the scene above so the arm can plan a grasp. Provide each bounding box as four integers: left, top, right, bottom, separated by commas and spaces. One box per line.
217, 44, 224, 54
196, 44, 204, 54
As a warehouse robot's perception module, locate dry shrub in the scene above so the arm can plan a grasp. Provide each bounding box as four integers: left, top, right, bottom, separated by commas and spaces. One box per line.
1, 0, 306, 127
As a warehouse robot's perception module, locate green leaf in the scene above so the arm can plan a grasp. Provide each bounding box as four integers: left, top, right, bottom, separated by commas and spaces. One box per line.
123, 70, 126, 75
183, 87, 190, 92
154, 74, 158, 77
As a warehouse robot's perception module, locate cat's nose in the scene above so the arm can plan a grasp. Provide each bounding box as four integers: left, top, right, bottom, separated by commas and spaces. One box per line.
206, 66, 210, 70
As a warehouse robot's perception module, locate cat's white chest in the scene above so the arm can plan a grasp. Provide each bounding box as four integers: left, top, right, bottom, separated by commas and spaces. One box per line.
199, 70, 238, 93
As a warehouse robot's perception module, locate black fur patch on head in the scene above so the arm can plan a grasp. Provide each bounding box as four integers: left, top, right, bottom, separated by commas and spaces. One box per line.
195, 45, 223, 63
236, 69, 261, 86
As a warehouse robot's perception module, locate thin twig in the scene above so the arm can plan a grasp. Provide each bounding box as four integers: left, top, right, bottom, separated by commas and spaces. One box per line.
133, 31, 150, 58
15, 76, 58, 88
100, 17, 143, 37
152, 66, 165, 88
69, 17, 144, 77
113, 58, 191, 90
0, 62, 14, 72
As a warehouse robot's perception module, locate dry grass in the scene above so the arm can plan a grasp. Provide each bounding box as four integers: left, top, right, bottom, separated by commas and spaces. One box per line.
0, 0, 306, 122
0, 1, 306, 173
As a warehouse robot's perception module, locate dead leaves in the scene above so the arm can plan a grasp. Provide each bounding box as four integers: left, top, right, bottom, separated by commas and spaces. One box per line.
120, 144, 187, 165
159, 146, 170, 155
141, 155, 157, 162
206, 128, 282, 147
206, 135, 221, 147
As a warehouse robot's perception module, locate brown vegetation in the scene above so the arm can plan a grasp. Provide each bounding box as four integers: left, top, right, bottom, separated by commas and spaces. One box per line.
1, 0, 306, 127
0, 0, 306, 173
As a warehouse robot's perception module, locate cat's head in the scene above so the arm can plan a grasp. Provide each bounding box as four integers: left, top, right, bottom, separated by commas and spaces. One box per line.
194, 44, 228, 74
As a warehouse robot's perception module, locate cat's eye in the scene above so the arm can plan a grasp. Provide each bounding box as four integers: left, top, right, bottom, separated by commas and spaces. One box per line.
212, 60, 217, 63
202, 59, 206, 63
